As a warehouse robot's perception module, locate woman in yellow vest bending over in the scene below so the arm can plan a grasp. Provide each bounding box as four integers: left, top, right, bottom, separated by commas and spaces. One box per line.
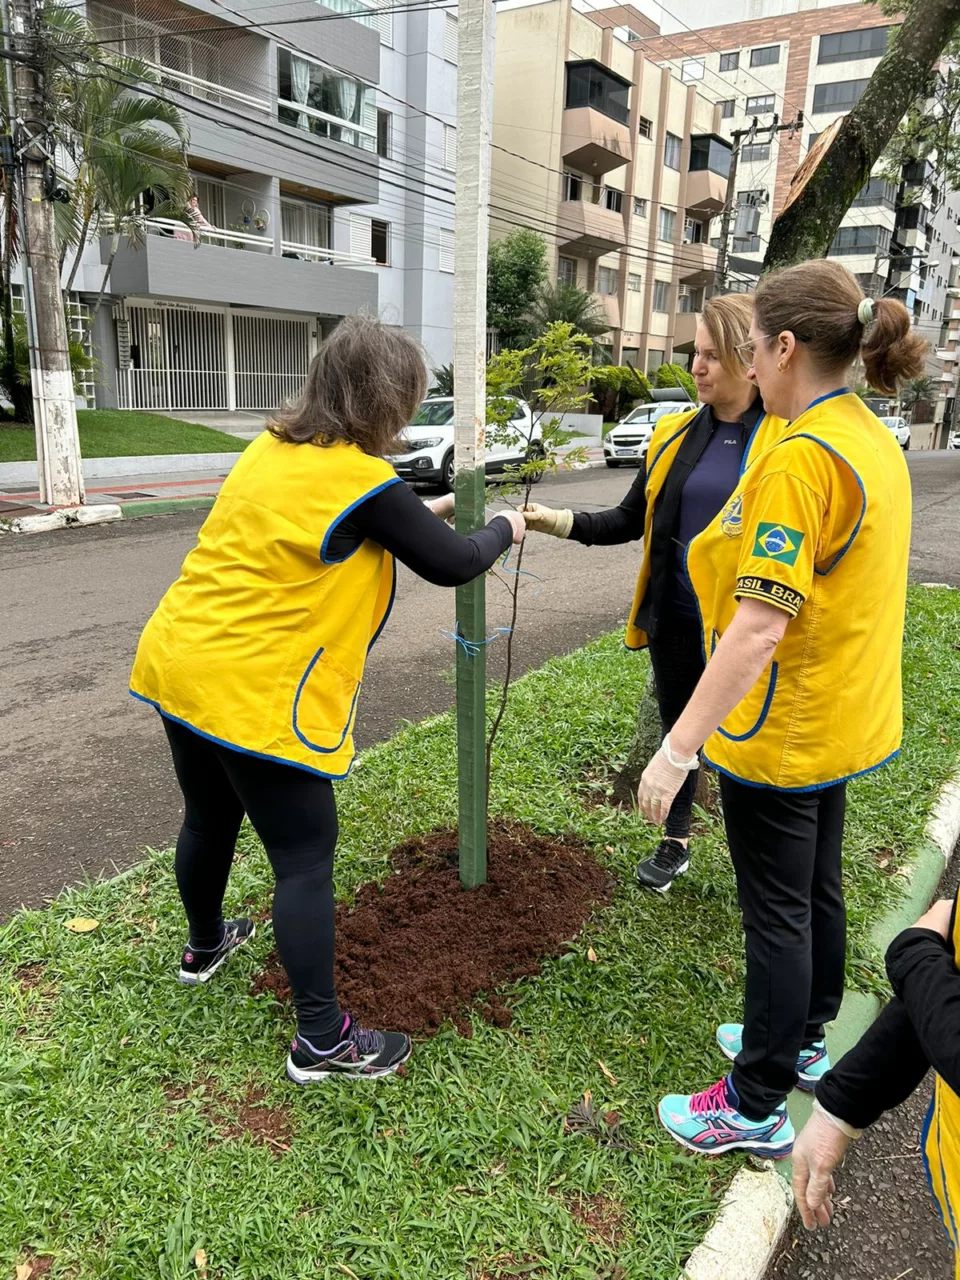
522, 294, 787, 892
130, 317, 525, 1085
638, 259, 925, 1157
791, 891, 960, 1276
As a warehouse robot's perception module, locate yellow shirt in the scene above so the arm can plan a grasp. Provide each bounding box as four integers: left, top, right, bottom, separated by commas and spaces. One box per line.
686, 390, 911, 790
924, 902, 960, 1277
130, 432, 400, 779
624, 406, 789, 650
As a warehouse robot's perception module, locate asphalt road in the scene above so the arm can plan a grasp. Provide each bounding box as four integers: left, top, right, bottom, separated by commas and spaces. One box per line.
2, 451, 958, 919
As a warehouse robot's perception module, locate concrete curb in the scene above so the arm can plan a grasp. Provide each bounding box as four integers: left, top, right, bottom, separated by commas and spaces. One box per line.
0, 451, 241, 486
0, 504, 122, 535
119, 496, 217, 520
677, 584, 960, 1280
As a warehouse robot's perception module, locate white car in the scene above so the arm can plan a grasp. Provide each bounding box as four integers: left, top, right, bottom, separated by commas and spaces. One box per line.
879, 415, 911, 450
604, 398, 696, 468
949, 430, 960, 450
389, 396, 543, 493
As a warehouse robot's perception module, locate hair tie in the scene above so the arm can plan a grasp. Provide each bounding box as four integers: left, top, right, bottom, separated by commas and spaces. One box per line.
857, 298, 875, 326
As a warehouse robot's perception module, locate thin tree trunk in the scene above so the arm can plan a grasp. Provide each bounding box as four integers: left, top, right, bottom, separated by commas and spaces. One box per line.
764, 0, 960, 270
88, 233, 120, 332
63, 207, 93, 297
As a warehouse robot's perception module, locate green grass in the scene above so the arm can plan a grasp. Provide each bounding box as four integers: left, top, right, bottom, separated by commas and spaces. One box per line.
2, 587, 958, 1279
0, 410, 246, 463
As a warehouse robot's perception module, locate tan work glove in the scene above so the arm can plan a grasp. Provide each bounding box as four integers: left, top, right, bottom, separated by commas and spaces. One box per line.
522, 503, 574, 538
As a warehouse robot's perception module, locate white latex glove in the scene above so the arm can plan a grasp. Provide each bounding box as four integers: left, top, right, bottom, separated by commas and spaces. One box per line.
792, 1106, 854, 1230
498, 510, 526, 546
423, 494, 455, 521
522, 503, 574, 538
637, 735, 698, 825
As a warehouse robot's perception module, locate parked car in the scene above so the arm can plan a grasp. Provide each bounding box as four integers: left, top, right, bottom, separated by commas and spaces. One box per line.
949, 430, 960, 450
388, 396, 543, 493
879, 415, 911, 450
603, 394, 696, 468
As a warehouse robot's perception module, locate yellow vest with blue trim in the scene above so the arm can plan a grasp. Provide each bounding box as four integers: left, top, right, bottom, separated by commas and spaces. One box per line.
130, 431, 400, 779
923, 904, 960, 1278
624, 406, 789, 650
686, 391, 911, 790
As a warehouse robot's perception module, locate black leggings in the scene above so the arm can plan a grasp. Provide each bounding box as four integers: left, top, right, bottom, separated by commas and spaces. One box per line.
647, 613, 705, 840
162, 716, 342, 1043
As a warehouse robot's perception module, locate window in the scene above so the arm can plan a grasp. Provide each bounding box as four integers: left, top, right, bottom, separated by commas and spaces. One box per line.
439, 226, 454, 272
738, 188, 764, 207
682, 58, 705, 83
564, 61, 630, 125
277, 49, 374, 150
812, 78, 870, 114
829, 224, 891, 256
646, 346, 665, 374
281, 197, 331, 250
443, 123, 456, 171
558, 256, 577, 285
741, 143, 771, 163
690, 134, 732, 177
444, 13, 457, 63
678, 285, 704, 312
720, 99, 735, 119
750, 45, 779, 67
819, 25, 890, 65
597, 266, 618, 295
684, 217, 707, 244
562, 171, 583, 202
733, 233, 761, 253
604, 187, 623, 214
745, 94, 775, 115
653, 280, 670, 312
638, 115, 653, 139
377, 109, 391, 159
807, 133, 820, 152
633, 196, 648, 217
852, 177, 896, 209
372, 218, 390, 265
720, 51, 739, 72
659, 208, 676, 242
664, 132, 682, 170
321, 0, 392, 45
622, 348, 639, 367
627, 273, 642, 292
194, 177, 226, 229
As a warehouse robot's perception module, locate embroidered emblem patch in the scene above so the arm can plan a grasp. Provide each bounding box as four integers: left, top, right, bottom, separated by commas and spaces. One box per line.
720, 495, 743, 538
753, 522, 804, 565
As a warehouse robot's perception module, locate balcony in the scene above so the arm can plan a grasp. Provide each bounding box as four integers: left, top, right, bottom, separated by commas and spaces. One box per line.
673, 310, 698, 351
936, 347, 956, 363
561, 108, 632, 176
557, 200, 627, 257
677, 240, 718, 286
103, 221, 376, 316
685, 168, 727, 216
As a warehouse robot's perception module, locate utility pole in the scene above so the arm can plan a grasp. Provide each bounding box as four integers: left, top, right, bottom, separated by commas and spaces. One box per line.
713, 113, 802, 294
453, 0, 494, 889
7, 0, 83, 506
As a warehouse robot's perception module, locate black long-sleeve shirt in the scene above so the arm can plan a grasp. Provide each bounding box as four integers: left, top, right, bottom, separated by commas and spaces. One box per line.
816, 901, 960, 1129
325, 479, 513, 586
568, 467, 648, 546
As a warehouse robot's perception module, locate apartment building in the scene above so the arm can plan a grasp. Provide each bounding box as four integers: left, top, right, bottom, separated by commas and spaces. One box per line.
637, 2, 960, 412
20, 0, 457, 413
492, 0, 734, 371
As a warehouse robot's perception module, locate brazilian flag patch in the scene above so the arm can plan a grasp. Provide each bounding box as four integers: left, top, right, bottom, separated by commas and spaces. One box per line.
753, 522, 805, 565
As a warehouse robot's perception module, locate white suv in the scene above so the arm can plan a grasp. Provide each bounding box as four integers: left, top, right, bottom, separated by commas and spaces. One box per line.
389, 396, 543, 492
879, 415, 911, 450
604, 397, 696, 467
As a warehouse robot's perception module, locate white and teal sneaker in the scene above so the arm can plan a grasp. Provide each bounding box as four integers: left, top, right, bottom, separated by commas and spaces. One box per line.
657, 1076, 795, 1158
716, 1023, 831, 1092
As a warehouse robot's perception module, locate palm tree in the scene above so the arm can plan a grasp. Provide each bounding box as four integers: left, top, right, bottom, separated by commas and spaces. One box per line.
527, 282, 611, 354
900, 374, 937, 422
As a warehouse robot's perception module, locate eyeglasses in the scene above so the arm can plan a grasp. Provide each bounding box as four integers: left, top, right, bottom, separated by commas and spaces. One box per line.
735, 338, 760, 368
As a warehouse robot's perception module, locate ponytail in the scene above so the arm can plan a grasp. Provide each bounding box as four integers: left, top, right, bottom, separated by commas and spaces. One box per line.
860, 297, 927, 395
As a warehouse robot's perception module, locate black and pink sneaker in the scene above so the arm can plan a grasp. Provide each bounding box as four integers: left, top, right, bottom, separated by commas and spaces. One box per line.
178, 919, 256, 985
286, 1014, 412, 1084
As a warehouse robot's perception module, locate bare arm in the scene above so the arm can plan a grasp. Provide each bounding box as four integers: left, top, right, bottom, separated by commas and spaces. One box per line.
669, 598, 789, 759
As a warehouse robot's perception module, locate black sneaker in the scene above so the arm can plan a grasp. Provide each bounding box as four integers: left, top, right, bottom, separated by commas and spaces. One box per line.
178, 918, 256, 985
636, 839, 690, 894
286, 1014, 412, 1084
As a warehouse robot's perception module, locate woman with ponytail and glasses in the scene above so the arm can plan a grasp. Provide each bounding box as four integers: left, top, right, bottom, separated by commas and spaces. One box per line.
638, 260, 925, 1159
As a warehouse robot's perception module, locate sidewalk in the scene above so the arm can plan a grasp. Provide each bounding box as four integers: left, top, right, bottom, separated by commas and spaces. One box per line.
0, 442, 606, 520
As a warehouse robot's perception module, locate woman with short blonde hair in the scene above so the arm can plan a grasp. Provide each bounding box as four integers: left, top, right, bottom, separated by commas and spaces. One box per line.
523, 293, 788, 891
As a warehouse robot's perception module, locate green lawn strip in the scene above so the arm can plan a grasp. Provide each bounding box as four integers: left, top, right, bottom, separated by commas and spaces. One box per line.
0, 410, 246, 463
2, 586, 958, 1279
